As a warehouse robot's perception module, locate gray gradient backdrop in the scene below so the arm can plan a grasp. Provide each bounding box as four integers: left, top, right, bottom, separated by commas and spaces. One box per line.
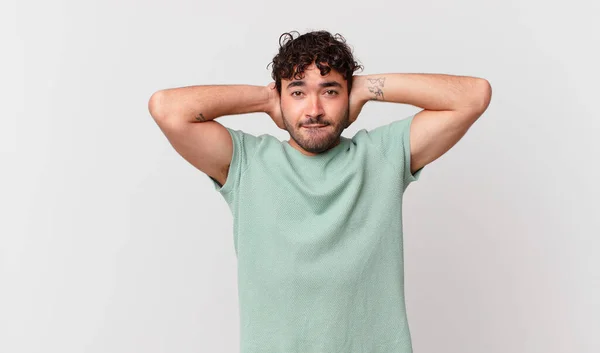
2, 0, 599, 352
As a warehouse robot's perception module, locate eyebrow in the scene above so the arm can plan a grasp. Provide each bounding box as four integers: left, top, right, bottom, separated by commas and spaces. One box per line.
286, 80, 343, 90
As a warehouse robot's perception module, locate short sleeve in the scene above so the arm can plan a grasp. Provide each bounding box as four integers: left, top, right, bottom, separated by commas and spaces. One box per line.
366, 114, 424, 187
206, 127, 260, 195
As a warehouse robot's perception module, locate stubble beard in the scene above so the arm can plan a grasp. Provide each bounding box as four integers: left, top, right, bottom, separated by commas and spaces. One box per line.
282, 107, 350, 154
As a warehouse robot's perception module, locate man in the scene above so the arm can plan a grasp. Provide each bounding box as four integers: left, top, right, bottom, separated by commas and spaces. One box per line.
148, 30, 491, 353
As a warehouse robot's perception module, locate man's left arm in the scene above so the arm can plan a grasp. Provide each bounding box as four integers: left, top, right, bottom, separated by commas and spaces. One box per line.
350, 73, 492, 174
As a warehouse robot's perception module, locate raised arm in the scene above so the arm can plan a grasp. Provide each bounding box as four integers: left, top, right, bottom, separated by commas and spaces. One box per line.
148, 84, 275, 124
350, 73, 492, 174
147, 84, 278, 186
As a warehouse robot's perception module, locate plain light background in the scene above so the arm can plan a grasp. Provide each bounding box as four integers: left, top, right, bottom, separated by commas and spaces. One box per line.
2, 0, 599, 352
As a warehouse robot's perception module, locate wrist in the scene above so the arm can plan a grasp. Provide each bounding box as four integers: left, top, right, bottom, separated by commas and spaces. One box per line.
351, 75, 370, 105
263, 84, 275, 114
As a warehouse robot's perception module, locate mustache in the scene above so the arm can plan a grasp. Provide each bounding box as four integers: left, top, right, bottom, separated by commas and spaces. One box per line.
302, 120, 329, 126
300, 107, 349, 126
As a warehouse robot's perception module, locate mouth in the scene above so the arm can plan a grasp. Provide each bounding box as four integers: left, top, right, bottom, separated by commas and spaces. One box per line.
303, 124, 328, 128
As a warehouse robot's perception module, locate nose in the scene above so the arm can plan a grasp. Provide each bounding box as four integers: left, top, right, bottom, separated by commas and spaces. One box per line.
306, 95, 325, 120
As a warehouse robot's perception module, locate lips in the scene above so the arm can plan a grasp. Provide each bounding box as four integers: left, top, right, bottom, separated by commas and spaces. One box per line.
303, 124, 327, 128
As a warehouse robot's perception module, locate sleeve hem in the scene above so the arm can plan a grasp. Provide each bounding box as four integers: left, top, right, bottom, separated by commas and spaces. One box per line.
210, 127, 239, 195
208, 127, 261, 195
403, 114, 424, 184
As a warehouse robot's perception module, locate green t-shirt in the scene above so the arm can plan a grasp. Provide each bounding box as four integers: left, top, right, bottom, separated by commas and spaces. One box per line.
207, 114, 424, 353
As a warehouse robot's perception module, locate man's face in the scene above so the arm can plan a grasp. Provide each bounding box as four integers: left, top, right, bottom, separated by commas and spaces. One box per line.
280, 63, 350, 156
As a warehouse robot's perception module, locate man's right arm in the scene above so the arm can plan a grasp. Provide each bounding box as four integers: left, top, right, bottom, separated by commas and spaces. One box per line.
147, 85, 272, 186
148, 84, 272, 124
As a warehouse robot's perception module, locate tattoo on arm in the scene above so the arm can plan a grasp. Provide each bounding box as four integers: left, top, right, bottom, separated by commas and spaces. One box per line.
195, 113, 207, 122
367, 77, 385, 101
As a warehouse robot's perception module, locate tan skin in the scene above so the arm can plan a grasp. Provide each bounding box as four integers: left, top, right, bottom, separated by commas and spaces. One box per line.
265, 68, 491, 174
150, 63, 489, 187
265, 63, 367, 156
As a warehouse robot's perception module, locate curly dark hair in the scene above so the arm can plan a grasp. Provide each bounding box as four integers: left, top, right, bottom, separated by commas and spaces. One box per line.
267, 30, 363, 95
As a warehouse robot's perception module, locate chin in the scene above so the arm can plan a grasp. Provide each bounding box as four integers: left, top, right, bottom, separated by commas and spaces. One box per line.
298, 131, 340, 152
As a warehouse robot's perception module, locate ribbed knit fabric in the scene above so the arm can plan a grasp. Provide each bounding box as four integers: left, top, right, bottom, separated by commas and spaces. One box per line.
207, 114, 424, 353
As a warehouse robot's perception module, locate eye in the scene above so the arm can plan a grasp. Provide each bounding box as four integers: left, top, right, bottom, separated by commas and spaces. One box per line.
325, 90, 339, 95
291, 91, 303, 97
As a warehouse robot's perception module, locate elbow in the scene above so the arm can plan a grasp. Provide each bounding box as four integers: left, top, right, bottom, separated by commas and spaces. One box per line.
477, 79, 492, 111
148, 90, 168, 121
468, 79, 492, 113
